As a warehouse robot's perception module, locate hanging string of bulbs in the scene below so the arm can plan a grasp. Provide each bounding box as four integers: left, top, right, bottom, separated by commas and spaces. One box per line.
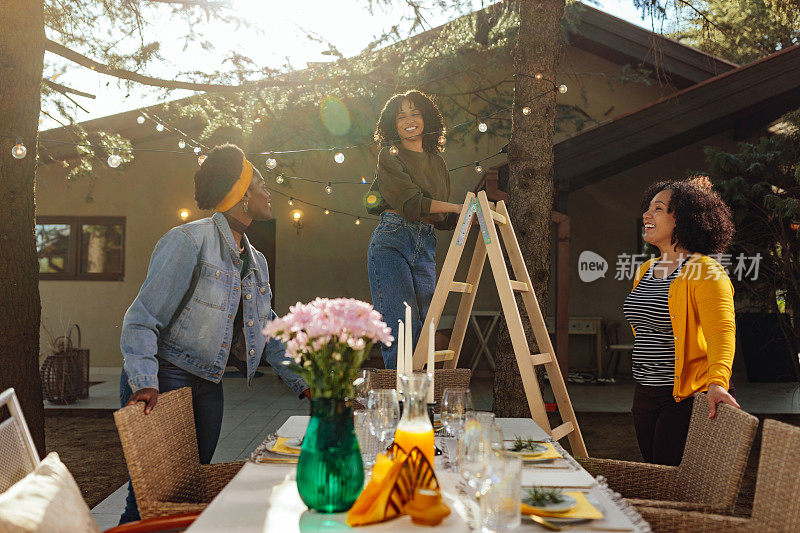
8, 74, 567, 224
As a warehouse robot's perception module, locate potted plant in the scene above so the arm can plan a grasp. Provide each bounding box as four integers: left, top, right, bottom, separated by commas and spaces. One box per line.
265, 298, 392, 513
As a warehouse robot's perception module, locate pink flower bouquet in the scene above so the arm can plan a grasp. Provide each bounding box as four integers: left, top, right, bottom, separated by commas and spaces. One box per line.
264, 298, 393, 399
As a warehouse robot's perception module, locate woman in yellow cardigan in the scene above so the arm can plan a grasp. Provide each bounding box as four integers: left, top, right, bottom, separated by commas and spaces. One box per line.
623, 178, 740, 465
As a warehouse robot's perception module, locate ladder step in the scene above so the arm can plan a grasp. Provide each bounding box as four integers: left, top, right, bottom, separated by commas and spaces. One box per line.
551, 421, 575, 441
434, 350, 455, 362
490, 210, 507, 225
530, 352, 553, 365
509, 280, 529, 292
449, 281, 474, 294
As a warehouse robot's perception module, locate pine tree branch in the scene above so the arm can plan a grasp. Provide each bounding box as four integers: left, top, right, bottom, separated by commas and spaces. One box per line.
43, 78, 96, 99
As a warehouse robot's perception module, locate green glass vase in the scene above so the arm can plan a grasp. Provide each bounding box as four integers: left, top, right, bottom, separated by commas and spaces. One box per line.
296, 398, 364, 513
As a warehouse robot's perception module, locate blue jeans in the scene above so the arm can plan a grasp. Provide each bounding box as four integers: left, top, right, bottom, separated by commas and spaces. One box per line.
367, 211, 437, 369
118, 360, 224, 524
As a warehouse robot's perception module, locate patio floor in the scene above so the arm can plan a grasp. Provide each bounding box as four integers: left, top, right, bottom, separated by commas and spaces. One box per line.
59, 367, 800, 529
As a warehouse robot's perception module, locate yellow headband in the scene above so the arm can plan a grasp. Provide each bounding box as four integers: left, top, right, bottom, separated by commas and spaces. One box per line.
215, 157, 254, 212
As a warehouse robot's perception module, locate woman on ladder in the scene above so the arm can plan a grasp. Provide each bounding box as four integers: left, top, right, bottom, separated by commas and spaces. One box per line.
367, 90, 463, 369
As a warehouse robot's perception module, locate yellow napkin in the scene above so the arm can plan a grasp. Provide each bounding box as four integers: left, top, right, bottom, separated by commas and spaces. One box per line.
270, 437, 301, 455
522, 491, 604, 519
513, 442, 562, 461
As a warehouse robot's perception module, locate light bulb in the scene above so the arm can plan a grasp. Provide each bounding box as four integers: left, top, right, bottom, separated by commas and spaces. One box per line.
522, 106, 531, 116
137, 116, 145, 124
11, 142, 27, 159
474, 162, 483, 173
276, 175, 284, 184
334, 152, 345, 164
361, 176, 367, 184
438, 135, 447, 145
198, 154, 207, 165
389, 146, 398, 155
266, 157, 277, 170
107, 154, 122, 168
535, 73, 543, 80
325, 183, 333, 194
194, 147, 202, 155
178, 208, 190, 220
288, 198, 294, 206
478, 122, 488, 133
178, 140, 186, 149
324, 209, 330, 215
156, 123, 165, 132
355, 218, 361, 225
558, 84, 568, 94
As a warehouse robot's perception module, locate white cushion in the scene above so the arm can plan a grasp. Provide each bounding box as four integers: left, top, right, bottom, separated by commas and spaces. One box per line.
0, 452, 100, 533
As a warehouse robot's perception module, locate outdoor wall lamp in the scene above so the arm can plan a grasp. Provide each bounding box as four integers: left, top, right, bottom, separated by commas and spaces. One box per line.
178, 208, 191, 221
290, 209, 304, 233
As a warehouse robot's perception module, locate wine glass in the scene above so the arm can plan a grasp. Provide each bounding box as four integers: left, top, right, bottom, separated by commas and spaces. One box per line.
458, 418, 493, 495
471, 411, 504, 450
366, 389, 400, 452
441, 387, 474, 438
352, 369, 373, 407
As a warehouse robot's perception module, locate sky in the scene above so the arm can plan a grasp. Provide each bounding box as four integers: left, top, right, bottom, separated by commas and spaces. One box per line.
42, 0, 659, 130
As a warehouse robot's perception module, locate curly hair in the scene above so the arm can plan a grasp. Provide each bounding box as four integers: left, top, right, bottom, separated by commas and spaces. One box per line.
641, 179, 735, 255
194, 143, 245, 210
374, 90, 445, 154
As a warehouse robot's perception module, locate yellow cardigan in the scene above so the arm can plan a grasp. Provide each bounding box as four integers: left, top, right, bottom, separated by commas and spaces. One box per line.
632, 254, 735, 401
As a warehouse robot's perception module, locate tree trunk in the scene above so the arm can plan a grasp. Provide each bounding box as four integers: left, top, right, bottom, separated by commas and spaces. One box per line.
493, 0, 564, 417
0, 0, 45, 454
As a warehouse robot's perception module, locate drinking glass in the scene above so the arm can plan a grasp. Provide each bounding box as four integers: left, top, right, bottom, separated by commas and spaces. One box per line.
471, 411, 504, 451
366, 389, 400, 452
479, 451, 522, 531
441, 387, 474, 438
353, 410, 381, 469
352, 370, 373, 406
458, 418, 492, 495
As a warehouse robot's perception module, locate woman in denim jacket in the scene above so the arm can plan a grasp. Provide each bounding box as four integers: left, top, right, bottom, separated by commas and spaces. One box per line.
367, 91, 463, 368
117, 143, 308, 523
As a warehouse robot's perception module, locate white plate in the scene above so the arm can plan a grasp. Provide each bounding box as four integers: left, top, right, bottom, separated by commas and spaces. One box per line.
522, 493, 577, 514
525, 494, 605, 525
285, 437, 303, 451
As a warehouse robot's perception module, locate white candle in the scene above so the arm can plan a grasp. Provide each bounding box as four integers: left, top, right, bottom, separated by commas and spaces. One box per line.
396, 320, 404, 391
404, 302, 412, 370
427, 320, 435, 404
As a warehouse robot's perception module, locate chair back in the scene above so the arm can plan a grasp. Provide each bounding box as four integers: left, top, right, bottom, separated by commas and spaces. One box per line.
0, 388, 40, 493
751, 419, 800, 530
113, 388, 202, 518
366, 369, 471, 412
675, 394, 758, 513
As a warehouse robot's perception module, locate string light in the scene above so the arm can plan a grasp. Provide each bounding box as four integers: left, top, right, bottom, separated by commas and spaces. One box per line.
474, 162, 483, 173
11, 140, 27, 159
558, 85, 568, 94
438, 135, 447, 145
334, 152, 345, 164
266, 157, 278, 170
535, 73, 543, 80
107, 154, 122, 168
178, 208, 191, 220
355, 217, 361, 225
198, 154, 207, 165
389, 146, 398, 155
156, 124, 165, 132
178, 140, 186, 149
325, 182, 333, 194
288, 197, 294, 206
324, 209, 330, 215
137, 116, 146, 124
276, 174, 285, 184
361, 176, 367, 184
522, 106, 531, 116
194, 147, 202, 155
478, 122, 488, 133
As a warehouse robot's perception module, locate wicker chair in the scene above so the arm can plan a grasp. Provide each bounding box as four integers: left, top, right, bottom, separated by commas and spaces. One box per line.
576, 394, 758, 515
359, 369, 471, 412
113, 387, 244, 519
0, 388, 40, 493
638, 418, 800, 532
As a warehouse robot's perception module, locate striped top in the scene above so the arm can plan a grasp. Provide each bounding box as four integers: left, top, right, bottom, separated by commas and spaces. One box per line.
623, 258, 689, 386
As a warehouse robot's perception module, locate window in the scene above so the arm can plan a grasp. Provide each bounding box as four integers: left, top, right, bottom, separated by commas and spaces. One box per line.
36, 216, 125, 280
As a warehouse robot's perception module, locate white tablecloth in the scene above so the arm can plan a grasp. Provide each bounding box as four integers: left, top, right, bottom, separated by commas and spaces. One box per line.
188, 417, 650, 532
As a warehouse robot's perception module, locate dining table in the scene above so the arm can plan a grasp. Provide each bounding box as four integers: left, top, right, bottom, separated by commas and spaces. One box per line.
187, 416, 651, 532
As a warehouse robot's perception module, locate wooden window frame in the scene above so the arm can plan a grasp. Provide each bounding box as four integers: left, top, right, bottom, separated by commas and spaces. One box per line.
37, 216, 126, 281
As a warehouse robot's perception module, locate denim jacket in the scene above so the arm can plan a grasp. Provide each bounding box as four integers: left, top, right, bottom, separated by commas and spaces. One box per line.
121, 213, 307, 396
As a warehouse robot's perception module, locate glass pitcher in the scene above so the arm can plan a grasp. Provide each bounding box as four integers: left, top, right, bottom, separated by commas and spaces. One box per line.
393, 373, 435, 465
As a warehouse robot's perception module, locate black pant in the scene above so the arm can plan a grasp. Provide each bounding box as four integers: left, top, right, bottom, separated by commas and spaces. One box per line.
631, 384, 694, 466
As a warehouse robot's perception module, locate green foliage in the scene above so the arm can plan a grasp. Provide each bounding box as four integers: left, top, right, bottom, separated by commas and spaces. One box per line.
282, 341, 372, 400
524, 487, 566, 506
702, 108, 800, 328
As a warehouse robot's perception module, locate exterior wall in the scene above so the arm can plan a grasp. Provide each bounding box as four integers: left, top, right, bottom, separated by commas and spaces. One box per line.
35, 45, 680, 368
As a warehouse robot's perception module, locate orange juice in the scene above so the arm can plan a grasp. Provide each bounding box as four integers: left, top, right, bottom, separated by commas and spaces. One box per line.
394, 425, 435, 466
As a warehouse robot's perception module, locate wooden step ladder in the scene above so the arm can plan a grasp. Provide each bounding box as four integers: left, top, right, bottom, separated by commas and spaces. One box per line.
412, 191, 588, 457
